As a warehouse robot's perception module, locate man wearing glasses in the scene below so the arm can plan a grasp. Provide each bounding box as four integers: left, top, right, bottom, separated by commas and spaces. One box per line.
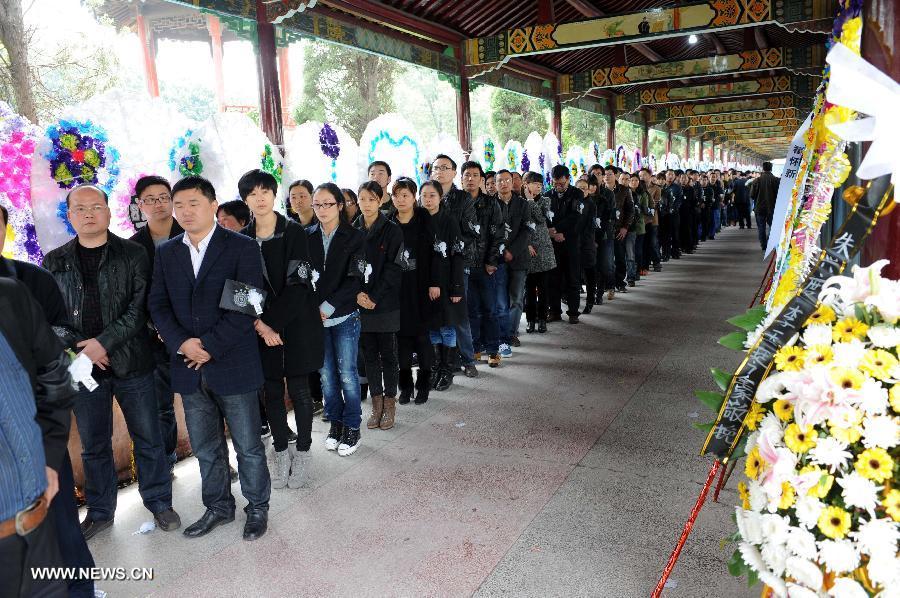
130, 176, 183, 476
42, 184, 179, 540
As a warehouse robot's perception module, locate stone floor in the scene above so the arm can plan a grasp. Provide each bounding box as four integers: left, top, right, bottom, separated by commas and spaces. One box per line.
84, 226, 765, 598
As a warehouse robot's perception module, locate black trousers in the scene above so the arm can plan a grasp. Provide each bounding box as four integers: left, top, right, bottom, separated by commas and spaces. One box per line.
643, 225, 661, 268
670, 213, 681, 257
308, 371, 323, 401
361, 331, 399, 398
0, 512, 66, 598
737, 203, 752, 228
582, 264, 598, 304
613, 239, 627, 289
524, 270, 549, 322
49, 453, 94, 597
398, 334, 431, 380
263, 375, 313, 452
549, 242, 581, 317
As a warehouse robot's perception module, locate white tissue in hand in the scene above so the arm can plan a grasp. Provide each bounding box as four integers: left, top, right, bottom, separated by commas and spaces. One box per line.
248, 289, 264, 315
69, 353, 98, 392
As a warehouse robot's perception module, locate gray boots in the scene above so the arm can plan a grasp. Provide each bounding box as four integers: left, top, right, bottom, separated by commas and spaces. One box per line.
271, 445, 311, 489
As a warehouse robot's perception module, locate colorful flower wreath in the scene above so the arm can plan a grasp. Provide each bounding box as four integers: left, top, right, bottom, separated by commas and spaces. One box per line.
483, 139, 496, 171
260, 144, 284, 184
45, 119, 120, 191
168, 131, 203, 177
521, 150, 530, 173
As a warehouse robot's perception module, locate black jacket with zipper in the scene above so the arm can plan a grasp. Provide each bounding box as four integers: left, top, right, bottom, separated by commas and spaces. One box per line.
497, 193, 533, 271
307, 220, 366, 321
242, 213, 323, 378
442, 185, 479, 269
42, 233, 154, 378
472, 192, 504, 268
354, 212, 404, 333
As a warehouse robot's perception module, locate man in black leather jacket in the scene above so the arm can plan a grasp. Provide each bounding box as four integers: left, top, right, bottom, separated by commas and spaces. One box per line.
42, 184, 179, 540
547, 165, 584, 323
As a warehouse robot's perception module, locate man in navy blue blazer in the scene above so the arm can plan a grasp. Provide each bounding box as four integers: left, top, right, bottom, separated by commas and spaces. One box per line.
148, 176, 270, 541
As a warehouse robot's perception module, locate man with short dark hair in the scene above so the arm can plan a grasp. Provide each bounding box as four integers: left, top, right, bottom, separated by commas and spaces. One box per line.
732, 172, 752, 229
440, 157, 480, 377
547, 165, 583, 322
149, 176, 270, 541
129, 175, 183, 474
751, 161, 779, 250
495, 170, 532, 354
368, 161, 393, 210
43, 184, 179, 540
511, 171, 523, 195
662, 170, 683, 261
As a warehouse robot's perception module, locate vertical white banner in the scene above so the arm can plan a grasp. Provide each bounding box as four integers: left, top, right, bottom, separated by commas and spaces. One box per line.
764, 113, 813, 258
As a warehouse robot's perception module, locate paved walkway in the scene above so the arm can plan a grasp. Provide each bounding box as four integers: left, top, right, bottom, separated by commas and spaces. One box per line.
85, 227, 764, 598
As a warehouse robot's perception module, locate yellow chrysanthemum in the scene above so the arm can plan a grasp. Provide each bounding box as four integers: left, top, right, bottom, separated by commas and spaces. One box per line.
774, 345, 806, 372
745, 402, 765, 431
830, 421, 863, 444
859, 349, 899, 382
833, 317, 869, 343
745, 446, 766, 480
737, 481, 750, 510
799, 465, 833, 499
784, 423, 818, 454
773, 399, 794, 422
805, 345, 834, 367
778, 482, 796, 510
829, 367, 865, 391
884, 488, 900, 522
855, 448, 894, 483
818, 506, 852, 539
890, 385, 900, 414
839, 17, 862, 53
806, 304, 837, 326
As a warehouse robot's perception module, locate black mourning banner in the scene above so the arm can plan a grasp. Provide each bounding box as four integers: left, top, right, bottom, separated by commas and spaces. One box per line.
219, 279, 268, 317
701, 187, 893, 461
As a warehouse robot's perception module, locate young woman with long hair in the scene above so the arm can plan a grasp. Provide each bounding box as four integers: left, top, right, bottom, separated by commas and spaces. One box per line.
308, 183, 366, 456
354, 181, 403, 430
389, 178, 435, 404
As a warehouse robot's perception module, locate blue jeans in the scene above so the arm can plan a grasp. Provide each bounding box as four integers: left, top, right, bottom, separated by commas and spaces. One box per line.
455, 270, 475, 366
506, 268, 527, 341
429, 326, 457, 346
320, 312, 362, 430
624, 232, 637, 283
152, 355, 177, 470
181, 373, 270, 516
468, 265, 503, 354
73, 372, 171, 520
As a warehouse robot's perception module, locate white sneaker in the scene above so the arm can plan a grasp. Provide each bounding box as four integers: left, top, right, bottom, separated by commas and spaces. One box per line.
324, 422, 342, 451
337, 428, 360, 457
499, 343, 512, 358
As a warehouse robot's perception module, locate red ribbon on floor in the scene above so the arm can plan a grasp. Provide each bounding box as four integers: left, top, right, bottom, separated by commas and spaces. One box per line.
651, 460, 722, 598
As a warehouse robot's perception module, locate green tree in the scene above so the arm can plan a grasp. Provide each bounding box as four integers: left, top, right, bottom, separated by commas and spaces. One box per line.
160, 80, 216, 121
394, 64, 457, 141
648, 129, 667, 158
294, 39, 399, 139
489, 88, 550, 142
614, 119, 642, 149
562, 107, 607, 149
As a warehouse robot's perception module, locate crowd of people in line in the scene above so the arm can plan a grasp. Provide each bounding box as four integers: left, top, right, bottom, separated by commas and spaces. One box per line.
0, 152, 781, 596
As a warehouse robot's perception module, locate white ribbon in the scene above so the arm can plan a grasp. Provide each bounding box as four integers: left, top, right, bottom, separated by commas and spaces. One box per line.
311, 269, 320, 292
363, 263, 373, 284
69, 353, 98, 392
248, 289, 264, 316
825, 43, 900, 194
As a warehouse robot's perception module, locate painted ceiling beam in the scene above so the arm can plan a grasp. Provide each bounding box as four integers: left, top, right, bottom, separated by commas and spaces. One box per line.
464, 0, 831, 67
560, 46, 824, 98
616, 74, 817, 114
645, 94, 808, 124
674, 107, 800, 128
563, 0, 663, 62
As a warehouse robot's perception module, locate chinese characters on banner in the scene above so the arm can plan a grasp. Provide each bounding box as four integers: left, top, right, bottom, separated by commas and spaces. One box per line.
765, 113, 814, 258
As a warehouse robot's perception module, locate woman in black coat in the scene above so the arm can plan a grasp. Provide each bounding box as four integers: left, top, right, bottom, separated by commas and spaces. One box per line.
420, 180, 465, 392
238, 170, 324, 490
307, 183, 367, 458
354, 181, 403, 431
576, 176, 599, 314
389, 177, 435, 405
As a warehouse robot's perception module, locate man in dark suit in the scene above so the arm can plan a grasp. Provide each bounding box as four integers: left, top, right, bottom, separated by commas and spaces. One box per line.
495, 169, 532, 352
148, 176, 270, 541
751, 162, 780, 250
129, 175, 184, 473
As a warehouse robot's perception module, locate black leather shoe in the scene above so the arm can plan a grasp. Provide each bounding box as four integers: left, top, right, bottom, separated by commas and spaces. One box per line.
154, 508, 181, 532
80, 517, 113, 541
243, 510, 268, 541
526, 321, 535, 333
581, 303, 593, 315
183, 509, 235, 538
537, 320, 547, 333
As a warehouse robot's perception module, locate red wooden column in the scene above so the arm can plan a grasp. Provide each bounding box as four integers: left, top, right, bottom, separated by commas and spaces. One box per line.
698, 138, 704, 163
684, 131, 691, 160
607, 106, 616, 150
207, 15, 226, 112
640, 110, 650, 157
456, 44, 472, 152
551, 95, 562, 142
255, 0, 284, 147
859, 0, 900, 278
277, 46, 293, 125
136, 10, 160, 98
665, 126, 672, 155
